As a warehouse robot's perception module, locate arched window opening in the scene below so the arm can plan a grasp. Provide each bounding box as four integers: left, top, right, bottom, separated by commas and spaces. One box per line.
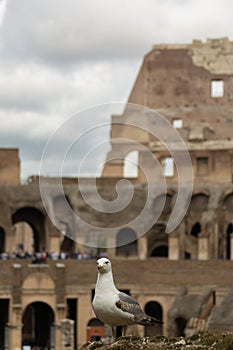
22, 302, 54, 349
54, 195, 75, 254
154, 194, 173, 215
87, 318, 105, 342
185, 252, 191, 260
0, 299, 9, 349
191, 222, 201, 238
226, 224, 233, 260
0, 227, 5, 254
150, 245, 168, 258
162, 157, 174, 177
175, 317, 187, 337
116, 228, 137, 257
189, 194, 209, 212
14, 222, 34, 254
12, 207, 45, 253
144, 301, 163, 337
123, 151, 139, 178
223, 193, 233, 213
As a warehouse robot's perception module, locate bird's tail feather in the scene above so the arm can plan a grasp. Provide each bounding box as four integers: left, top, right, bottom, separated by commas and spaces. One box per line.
138, 316, 163, 326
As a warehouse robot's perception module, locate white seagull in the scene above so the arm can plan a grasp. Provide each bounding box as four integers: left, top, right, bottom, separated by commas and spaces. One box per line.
92, 257, 163, 338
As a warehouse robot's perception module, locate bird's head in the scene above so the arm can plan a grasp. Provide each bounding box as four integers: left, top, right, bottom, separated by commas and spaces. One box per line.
97, 257, 112, 274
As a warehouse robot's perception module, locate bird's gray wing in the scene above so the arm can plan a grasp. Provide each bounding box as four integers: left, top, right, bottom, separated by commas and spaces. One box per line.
116, 292, 163, 326
116, 292, 146, 321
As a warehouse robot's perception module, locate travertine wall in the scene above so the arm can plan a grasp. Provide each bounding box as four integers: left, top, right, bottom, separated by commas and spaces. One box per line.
0, 148, 20, 184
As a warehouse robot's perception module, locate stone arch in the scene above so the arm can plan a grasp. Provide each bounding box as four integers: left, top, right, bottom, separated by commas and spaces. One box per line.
223, 192, 233, 212
189, 193, 209, 212
53, 195, 75, 254
12, 207, 46, 252
226, 223, 233, 260
116, 228, 137, 257
0, 227, 5, 254
175, 317, 187, 337
144, 301, 163, 336
123, 150, 139, 178
22, 272, 55, 291
150, 245, 168, 257
147, 223, 168, 258
22, 301, 55, 349
87, 318, 105, 342
191, 222, 201, 238
153, 193, 173, 215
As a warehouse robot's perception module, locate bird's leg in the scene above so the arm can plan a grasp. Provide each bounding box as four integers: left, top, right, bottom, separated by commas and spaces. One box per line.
111, 326, 116, 341
122, 325, 127, 337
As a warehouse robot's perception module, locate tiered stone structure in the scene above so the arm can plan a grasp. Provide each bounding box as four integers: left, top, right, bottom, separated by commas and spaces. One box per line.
1, 38, 233, 349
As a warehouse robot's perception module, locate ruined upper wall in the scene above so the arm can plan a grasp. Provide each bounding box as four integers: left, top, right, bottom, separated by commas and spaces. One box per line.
128, 37, 233, 110
0, 148, 20, 185
153, 37, 233, 75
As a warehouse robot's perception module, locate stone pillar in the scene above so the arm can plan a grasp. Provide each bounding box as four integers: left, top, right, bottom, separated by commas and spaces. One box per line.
5, 226, 15, 253
168, 235, 180, 260
77, 294, 94, 347
198, 236, 209, 260
230, 234, 233, 260
61, 319, 74, 350
138, 236, 147, 259
8, 305, 23, 350
50, 235, 61, 254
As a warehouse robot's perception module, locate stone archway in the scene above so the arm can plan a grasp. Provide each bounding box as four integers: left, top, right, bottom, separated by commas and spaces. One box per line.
116, 228, 138, 257
22, 302, 54, 349
0, 227, 5, 253
144, 301, 163, 336
12, 207, 46, 252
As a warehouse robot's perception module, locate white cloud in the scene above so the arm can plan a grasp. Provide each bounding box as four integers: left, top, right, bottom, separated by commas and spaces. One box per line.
1, 0, 233, 179
0, 0, 7, 26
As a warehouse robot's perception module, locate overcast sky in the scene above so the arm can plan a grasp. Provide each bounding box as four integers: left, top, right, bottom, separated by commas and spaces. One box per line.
1, 0, 233, 180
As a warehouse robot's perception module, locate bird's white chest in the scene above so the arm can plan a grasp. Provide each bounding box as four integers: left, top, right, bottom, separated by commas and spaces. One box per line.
93, 291, 134, 326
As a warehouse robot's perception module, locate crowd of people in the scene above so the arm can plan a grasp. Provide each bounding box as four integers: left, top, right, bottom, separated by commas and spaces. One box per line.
0, 250, 107, 262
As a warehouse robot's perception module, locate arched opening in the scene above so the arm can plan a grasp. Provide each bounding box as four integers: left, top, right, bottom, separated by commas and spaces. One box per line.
12, 207, 46, 252
0, 299, 9, 350
14, 222, 34, 254
191, 222, 201, 238
53, 195, 75, 255
87, 318, 105, 342
123, 150, 139, 178
162, 157, 174, 177
175, 317, 187, 337
189, 194, 209, 212
226, 223, 233, 260
22, 302, 54, 349
116, 228, 137, 257
147, 223, 168, 258
223, 193, 233, 212
0, 227, 5, 254
153, 194, 173, 215
150, 245, 168, 257
144, 301, 163, 336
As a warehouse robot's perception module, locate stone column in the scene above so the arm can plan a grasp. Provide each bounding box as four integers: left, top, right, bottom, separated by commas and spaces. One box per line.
8, 305, 23, 350
137, 236, 147, 259
61, 319, 74, 350
198, 236, 209, 260
77, 294, 94, 347
168, 234, 180, 260
230, 234, 233, 260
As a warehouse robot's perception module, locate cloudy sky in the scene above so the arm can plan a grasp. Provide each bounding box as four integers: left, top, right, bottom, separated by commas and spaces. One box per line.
1, 0, 233, 180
